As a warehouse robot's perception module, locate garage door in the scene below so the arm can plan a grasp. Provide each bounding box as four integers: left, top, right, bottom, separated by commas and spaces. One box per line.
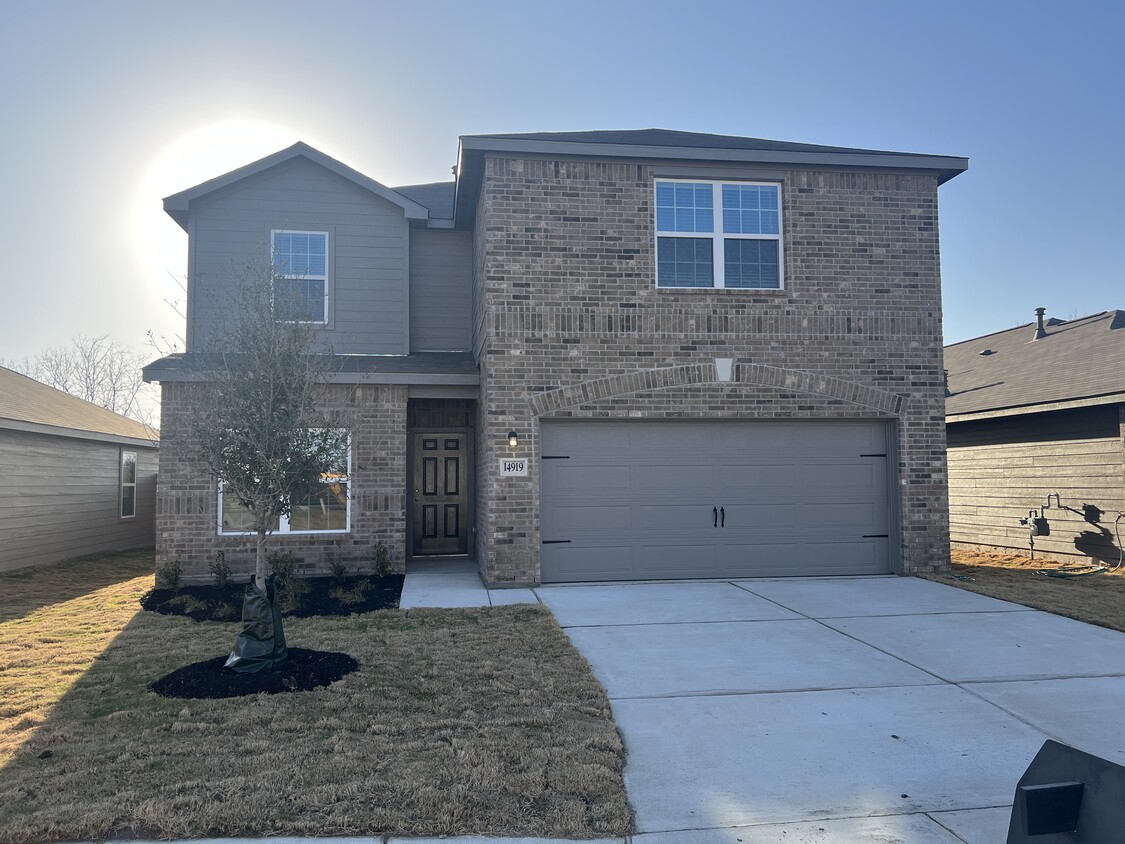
539, 420, 893, 582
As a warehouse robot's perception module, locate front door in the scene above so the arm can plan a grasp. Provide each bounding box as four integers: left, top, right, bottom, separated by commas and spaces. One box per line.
411, 432, 469, 555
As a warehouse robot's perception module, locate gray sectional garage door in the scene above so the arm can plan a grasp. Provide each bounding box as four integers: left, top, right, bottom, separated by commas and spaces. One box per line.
539, 420, 894, 582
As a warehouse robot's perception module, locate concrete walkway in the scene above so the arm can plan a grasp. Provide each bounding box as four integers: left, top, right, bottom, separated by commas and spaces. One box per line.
393, 565, 1125, 842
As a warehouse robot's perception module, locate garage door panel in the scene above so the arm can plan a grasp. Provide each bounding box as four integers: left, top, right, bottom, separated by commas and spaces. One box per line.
539, 421, 894, 582
544, 504, 633, 534
550, 463, 632, 493
635, 464, 716, 493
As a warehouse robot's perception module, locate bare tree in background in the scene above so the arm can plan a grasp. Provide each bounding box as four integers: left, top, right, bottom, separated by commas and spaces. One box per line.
3, 335, 157, 425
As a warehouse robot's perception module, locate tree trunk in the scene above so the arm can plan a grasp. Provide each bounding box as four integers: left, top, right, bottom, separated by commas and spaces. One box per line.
256, 529, 269, 587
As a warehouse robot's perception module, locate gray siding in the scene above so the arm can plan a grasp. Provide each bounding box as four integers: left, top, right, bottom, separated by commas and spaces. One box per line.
0, 430, 158, 572
409, 229, 472, 352
948, 406, 1125, 562
189, 158, 409, 355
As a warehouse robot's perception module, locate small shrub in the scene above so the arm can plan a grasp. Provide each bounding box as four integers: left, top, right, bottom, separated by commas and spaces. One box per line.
373, 542, 391, 577
325, 548, 348, 580
330, 582, 369, 606
267, 550, 298, 587
208, 551, 232, 589
155, 559, 182, 590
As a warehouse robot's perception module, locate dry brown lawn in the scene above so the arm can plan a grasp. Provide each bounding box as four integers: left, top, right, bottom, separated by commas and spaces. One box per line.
921, 548, 1125, 633
0, 551, 631, 843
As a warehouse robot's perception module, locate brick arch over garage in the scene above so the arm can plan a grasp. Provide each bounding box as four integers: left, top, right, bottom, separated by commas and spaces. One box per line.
527, 362, 907, 417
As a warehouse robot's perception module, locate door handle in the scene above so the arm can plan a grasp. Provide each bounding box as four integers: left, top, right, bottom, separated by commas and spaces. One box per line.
720, 507, 725, 528
713, 506, 718, 528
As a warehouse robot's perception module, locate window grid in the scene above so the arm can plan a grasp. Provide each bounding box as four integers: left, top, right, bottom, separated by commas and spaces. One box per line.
655, 180, 783, 290
271, 230, 328, 323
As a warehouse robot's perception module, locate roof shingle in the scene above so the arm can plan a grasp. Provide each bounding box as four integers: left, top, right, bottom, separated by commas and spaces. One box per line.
0, 366, 157, 441
945, 310, 1125, 417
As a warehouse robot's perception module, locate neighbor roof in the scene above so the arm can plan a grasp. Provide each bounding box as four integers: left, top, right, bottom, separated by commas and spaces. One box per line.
163, 142, 431, 231
454, 128, 969, 226
945, 310, 1125, 419
392, 182, 455, 220
0, 366, 157, 443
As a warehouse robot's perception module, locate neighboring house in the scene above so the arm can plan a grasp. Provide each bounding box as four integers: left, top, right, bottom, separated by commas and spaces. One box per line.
946, 309, 1125, 563
144, 129, 968, 585
0, 366, 158, 572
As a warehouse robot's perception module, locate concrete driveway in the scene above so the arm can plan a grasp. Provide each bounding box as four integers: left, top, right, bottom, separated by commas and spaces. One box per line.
535, 576, 1125, 843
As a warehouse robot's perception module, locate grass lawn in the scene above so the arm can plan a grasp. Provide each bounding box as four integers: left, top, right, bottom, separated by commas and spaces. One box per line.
0, 551, 632, 843
922, 548, 1125, 633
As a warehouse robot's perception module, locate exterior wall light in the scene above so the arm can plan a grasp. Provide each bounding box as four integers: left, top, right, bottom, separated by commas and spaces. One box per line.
507, 430, 519, 449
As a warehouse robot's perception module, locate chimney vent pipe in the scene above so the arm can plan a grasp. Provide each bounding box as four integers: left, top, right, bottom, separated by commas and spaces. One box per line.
1033, 307, 1048, 340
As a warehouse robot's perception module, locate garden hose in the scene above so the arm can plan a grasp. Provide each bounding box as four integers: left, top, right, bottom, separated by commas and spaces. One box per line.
1034, 512, 1124, 578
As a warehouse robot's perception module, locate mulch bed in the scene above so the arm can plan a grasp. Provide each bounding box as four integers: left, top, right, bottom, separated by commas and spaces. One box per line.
140, 574, 404, 621
150, 648, 359, 699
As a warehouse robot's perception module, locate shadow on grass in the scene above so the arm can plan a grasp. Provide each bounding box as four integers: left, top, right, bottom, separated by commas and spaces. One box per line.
0, 548, 154, 623
0, 595, 632, 843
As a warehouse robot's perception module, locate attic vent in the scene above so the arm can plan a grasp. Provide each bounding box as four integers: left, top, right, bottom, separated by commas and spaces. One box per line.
978, 349, 995, 356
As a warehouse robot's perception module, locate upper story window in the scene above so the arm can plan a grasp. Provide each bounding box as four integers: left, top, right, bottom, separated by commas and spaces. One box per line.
120, 450, 137, 519
271, 230, 329, 322
655, 180, 783, 290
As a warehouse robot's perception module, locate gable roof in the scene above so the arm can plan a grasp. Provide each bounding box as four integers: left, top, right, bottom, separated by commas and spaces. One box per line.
945, 310, 1125, 420
0, 366, 158, 444
163, 142, 431, 231
454, 128, 969, 226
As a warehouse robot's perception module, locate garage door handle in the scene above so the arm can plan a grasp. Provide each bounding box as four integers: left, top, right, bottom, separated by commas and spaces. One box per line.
720, 507, 725, 528
713, 507, 718, 527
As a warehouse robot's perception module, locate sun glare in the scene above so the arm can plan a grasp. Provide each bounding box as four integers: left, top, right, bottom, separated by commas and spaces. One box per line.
131, 120, 306, 319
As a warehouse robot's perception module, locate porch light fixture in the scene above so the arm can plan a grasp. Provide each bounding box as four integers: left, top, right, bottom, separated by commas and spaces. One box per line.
507, 430, 519, 449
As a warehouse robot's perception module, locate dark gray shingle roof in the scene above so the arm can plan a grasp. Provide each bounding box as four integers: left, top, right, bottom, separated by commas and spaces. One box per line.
392, 182, 455, 219
0, 366, 157, 441
945, 310, 1125, 417
463, 128, 934, 158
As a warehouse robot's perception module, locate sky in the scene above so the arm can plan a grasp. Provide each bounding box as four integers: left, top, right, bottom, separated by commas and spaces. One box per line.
1, 0, 1121, 369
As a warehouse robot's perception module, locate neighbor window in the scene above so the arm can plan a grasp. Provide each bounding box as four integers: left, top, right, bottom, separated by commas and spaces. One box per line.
218, 436, 350, 535
120, 450, 137, 519
271, 230, 328, 322
655, 180, 782, 289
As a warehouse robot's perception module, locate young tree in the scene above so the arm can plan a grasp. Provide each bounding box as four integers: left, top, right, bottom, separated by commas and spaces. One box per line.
188, 260, 349, 590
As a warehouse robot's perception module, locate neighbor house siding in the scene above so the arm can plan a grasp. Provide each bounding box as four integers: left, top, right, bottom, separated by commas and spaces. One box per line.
155, 381, 408, 580
188, 157, 409, 355
948, 405, 1125, 562
472, 156, 950, 584
409, 228, 472, 352
0, 429, 157, 572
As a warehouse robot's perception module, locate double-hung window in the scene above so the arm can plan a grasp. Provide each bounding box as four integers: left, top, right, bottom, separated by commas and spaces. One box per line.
655, 180, 783, 289
218, 434, 350, 535
271, 230, 328, 322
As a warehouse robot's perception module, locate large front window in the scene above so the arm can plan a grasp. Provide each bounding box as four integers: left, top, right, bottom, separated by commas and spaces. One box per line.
271, 230, 328, 322
655, 180, 783, 289
218, 436, 349, 535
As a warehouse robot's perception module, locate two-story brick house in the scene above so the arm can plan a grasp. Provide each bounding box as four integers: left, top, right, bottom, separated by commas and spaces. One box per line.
144, 129, 967, 585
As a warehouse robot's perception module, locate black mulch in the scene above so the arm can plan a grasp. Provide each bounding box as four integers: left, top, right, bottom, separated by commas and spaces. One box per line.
140, 574, 404, 622
150, 648, 359, 699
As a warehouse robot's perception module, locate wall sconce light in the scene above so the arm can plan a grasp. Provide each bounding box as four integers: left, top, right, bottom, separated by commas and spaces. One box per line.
507, 430, 519, 449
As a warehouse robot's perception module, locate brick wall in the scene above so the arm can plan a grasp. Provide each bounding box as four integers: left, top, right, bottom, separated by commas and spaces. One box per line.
473, 156, 950, 583
155, 382, 408, 581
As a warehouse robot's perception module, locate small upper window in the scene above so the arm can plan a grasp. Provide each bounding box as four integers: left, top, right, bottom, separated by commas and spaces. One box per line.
271, 230, 328, 322
120, 451, 137, 519
655, 180, 783, 290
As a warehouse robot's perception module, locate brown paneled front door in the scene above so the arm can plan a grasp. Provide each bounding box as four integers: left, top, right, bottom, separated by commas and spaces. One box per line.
411, 432, 469, 555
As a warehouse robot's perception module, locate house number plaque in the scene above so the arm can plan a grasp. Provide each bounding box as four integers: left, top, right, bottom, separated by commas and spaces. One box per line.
499, 458, 528, 477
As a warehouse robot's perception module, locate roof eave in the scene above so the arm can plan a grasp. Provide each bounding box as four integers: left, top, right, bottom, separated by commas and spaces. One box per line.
162, 142, 430, 230
453, 136, 969, 226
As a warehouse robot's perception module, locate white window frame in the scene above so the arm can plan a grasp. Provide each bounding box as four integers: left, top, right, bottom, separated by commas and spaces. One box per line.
120, 450, 137, 520
654, 179, 784, 290
271, 229, 329, 324
217, 437, 351, 536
